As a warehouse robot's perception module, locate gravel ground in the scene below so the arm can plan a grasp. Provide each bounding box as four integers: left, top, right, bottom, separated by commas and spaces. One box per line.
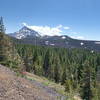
29, 79, 67, 100
0, 64, 67, 100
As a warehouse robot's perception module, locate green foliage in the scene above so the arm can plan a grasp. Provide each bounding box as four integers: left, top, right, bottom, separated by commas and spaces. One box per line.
80, 61, 92, 100
15, 43, 100, 100
65, 79, 74, 92
0, 18, 24, 72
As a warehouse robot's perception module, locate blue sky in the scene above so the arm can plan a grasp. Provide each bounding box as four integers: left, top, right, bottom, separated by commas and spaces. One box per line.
0, 0, 100, 40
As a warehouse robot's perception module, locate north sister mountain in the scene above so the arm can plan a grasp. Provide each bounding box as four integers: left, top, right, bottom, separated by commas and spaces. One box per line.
9, 26, 100, 52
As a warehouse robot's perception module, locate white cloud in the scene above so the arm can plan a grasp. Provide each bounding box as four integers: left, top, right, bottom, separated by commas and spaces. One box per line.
76, 36, 85, 39
56, 24, 63, 28
21, 23, 85, 40
71, 32, 78, 34
29, 25, 62, 36
71, 36, 85, 40
64, 26, 70, 30
22, 23, 65, 36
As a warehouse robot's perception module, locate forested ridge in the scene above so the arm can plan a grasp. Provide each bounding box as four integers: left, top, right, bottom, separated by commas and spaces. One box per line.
15, 44, 100, 100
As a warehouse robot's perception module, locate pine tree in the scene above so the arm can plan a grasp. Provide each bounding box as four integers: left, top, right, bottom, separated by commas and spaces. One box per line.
61, 66, 67, 85
54, 55, 61, 83
0, 17, 5, 33
81, 60, 92, 100
0, 17, 24, 71
43, 50, 50, 77
0, 17, 6, 62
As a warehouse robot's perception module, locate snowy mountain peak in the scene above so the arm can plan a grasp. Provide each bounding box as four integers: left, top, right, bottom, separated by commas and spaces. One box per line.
9, 26, 41, 39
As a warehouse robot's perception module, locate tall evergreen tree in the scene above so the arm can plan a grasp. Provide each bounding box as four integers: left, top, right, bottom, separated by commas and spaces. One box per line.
43, 50, 50, 76
0, 17, 24, 71
0, 17, 6, 62
81, 60, 92, 100
0, 17, 5, 33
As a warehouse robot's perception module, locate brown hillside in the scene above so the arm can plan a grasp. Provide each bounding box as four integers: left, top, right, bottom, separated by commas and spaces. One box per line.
0, 64, 57, 100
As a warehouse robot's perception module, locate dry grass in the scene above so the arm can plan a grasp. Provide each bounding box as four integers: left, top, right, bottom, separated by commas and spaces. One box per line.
24, 72, 66, 95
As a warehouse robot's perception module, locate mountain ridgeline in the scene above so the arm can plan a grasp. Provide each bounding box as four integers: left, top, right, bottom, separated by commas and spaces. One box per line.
9, 26, 100, 52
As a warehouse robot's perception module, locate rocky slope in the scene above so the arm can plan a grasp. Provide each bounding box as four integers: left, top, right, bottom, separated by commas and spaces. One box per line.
0, 64, 61, 100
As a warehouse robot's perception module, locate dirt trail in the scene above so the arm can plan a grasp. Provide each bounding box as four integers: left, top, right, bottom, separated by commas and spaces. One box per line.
29, 79, 67, 100
0, 64, 61, 100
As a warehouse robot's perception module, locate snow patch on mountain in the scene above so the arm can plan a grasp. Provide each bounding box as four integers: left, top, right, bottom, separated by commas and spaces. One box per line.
61, 36, 66, 39
95, 42, 100, 44
80, 42, 84, 46
10, 26, 41, 39
45, 41, 49, 45
16, 34, 26, 39
50, 43, 55, 46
